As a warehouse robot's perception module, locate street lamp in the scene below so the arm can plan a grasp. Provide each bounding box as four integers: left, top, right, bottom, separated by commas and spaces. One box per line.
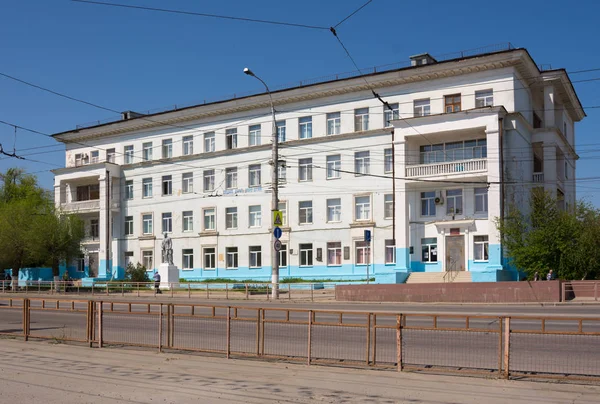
244, 67, 280, 299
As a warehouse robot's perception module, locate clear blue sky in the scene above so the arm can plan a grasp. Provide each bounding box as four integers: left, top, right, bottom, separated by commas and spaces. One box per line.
1, 0, 600, 203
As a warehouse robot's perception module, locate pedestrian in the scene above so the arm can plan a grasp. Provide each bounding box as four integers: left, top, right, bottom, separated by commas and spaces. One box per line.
153, 271, 162, 294
546, 269, 554, 281
533, 271, 539, 282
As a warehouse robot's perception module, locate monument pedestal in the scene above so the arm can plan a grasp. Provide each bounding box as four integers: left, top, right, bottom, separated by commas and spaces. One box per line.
158, 263, 179, 289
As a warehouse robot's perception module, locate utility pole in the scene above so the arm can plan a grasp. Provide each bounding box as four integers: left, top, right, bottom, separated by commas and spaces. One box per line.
244, 68, 279, 299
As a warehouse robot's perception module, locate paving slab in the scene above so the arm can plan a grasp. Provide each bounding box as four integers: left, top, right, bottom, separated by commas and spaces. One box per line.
0, 339, 598, 403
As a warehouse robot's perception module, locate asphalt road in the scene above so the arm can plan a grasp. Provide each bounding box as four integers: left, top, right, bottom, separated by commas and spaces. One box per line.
1, 299, 599, 378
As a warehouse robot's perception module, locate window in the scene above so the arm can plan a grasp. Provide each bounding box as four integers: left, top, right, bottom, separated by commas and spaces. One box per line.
162, 212, 172, 233
355, 241, 371, 265
298, 158, 313, 182
474, 187, 488, 214
75, 257, 85, 272
327, 112, 341, 135
276, 121, 286, 142
182, 173, 193, 194
182, 249, 194, 269
142, 250, 153, 270
420, 139, 487, 164
249, 246, 262, 268
125, 180, 134, 200
327, 242, 342, 266
125, 216, 133, 236
162, 175, 172, 196
279, 244, 288, 268
183, 135, 194, 156
142, 214, 153, 235
327, 198, 341, 222
142, 178, 153, 198
249, 124, 261, 146
299, 243, 313, 267
354, 108, 369, 131
299, 116, 312, 139
384, 148, 393, 173
74, 153, 84, 167
384, 103, 399, 126
106, 148, 116, 163
354, 195, 371, 221
278, 162, 286, 183
475, 90, 493, 107
249, 205, 262, 228
143, 142, 153, 161
226, 167, 238, 189
203, 208, 216, 231
226, 128, 237, 149
162, 139, 173, 159
385, 240, 395, 264
204, 132, 215, 152
203, 169, 215, 192
299, 201, 313, 224
446, 189, 463, 215
533, 113, 542, 129
414, 99, 431, 117
474, 235, 489, 261
354, 151, 370, 175
277, 202, 287, 226
327, 155, 341, 179
249, 164, 261, 187
90, 219, 99, 239
203, 247, 216, 270
76, 184, 100, 201
90, 150, 99, 164
183, 211, 194, 232
226, 207, 238, 229
124, 145, 134, 164
384, 194, 393, 219
444, 94, 461, 113
421, 237, 437, 263
226, 247, 238, 269
421, 191, 436, 216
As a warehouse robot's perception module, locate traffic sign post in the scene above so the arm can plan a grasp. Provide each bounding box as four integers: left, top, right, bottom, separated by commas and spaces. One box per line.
274, 239, 282, 252
272, 210, 283, 227
364, 230, 372, 285
273, 227, 282, 239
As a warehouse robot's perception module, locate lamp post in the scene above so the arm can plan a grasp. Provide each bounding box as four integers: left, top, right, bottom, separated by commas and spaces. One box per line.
244, 67, 280, 299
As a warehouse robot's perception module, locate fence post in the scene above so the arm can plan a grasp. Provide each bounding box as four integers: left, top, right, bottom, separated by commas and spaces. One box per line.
561, 282, 566, 302
170, 283, 174, 298
256, 309, 261, 356
226, 307, 231, 359
206, 283, 209, 299
87, 300, 94, 347
159, 304, 163, 353
372, 314, 377, 366
188, 283, 191, 299
498, 316, 503, 377
23, 298, 28, 342
121, 283, 124, 297
503, 317, 510, 379
396, 314, 403, 372
366, 313, 371, 365
98, 301, 103, 348
260, 308, 265, 355
137, 283, 140, 298
226, 283, 229, 300
166, 304, 171, 347
307, 310, 313, 365
288, 284, 291, 300
92, 283, 94, 296
245, 284, 249, 300
311, 283, 314, 302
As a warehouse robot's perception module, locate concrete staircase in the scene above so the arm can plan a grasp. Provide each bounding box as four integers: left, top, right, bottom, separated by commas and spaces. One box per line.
405, 271, 472, 284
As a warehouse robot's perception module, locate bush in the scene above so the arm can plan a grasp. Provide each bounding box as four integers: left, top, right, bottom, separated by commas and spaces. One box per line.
125, 262, 150, 283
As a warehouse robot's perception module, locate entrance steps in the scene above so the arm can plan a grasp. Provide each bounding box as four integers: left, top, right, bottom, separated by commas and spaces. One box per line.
405, 272, 472, 284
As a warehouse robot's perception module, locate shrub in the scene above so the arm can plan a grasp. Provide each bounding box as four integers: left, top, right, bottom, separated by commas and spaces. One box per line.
125, 262, 150, 283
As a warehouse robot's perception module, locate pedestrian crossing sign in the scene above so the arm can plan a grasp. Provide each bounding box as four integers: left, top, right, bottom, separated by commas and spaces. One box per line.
272, 210, 283, 226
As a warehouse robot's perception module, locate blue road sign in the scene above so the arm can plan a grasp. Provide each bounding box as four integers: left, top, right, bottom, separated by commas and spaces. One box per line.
273, 226, 283, 239
364, 230, 371, 243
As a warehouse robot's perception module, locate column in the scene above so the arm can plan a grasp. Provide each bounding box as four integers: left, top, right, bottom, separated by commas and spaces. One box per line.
395, 140, 410, 271
543, 144, 557, 198
97, 172, 110, 279
485, 124, 503, 270
544, 85, 555, 128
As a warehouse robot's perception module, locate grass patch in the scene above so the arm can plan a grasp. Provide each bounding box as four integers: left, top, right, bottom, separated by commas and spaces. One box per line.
179, 277, 374, 284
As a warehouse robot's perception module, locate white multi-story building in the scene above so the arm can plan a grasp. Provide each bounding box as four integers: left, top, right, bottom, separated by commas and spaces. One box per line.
51, 45, 584, 283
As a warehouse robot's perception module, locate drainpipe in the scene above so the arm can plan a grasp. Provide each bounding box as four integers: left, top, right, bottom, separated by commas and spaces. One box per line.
498, 117, 505, 270
391, 129, 396, 263
105, 170, 111, 279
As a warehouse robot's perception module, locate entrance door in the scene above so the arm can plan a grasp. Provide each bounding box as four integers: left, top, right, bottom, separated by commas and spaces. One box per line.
445, 236, 465, 271
88, 253, 98, 278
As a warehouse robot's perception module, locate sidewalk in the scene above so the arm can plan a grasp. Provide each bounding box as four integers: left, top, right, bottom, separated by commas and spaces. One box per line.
0, 339, 598, 403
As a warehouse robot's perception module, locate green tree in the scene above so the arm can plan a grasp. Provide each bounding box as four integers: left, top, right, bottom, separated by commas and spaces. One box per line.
125, 262, 150, 283
497, 190, 600, 280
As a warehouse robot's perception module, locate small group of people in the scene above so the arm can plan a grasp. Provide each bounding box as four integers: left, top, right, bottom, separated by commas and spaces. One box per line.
533, 269, 554, 281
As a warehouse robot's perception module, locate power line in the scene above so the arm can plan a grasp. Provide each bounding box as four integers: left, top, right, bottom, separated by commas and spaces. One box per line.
334, 0, 373, 28
71, 0, 330, 31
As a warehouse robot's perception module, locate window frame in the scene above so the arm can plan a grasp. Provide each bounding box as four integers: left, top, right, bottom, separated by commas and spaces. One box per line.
182, 249, 194, 269
326, 112, 341, 135
142, 178, 153, 199
446, 189, 463, 215
385, 239, 396, 264
162, 175, 172, 196
142, 250, 154, 270
413, 98, 431, 117
384, 148, 393, 173
203, 169, 215, 192
248, 164, 261, 187
326, 154, 341, 179
142, 213, 153, 235
162, 212, 172, 234
475, 89, 494, 108
226, 128, 238, 150
354, 108, 369, 131
299, 116, 313, 139
162, 139, 173, 159
298, 201, 313, 225
225, 207, 238, 229
384, 103, 399, 127
124, 145, 134, 164
354, 151, 370, 176
420, 191, 436, 217
384, 194, 393, 219
204, 132, 216, 153
327, 242, 342, 266
249, 124, 261, 146
203, 207, 216, 231
249, 246, 262, 268
299, 243, 313, 267
125, 180, 134, 200
124, 216, 134, 236
277, 201, 288, 226
225, 167, 238, 189
326, 198, 342, 223
355, 241, 371, 266
473, 235, 489, 262
203, 247, 216, 270
183, 135, 194, 156
298, 158, 313, 182
248, 205, 262, 228
354, 195, 371, 221
474, 187, 489, 214
278, 243, 288, 268
142, 142, 153, 161
182, 172, 193, 194
444, 94, 462, 113
226, 246, 239, 269
182, 211, 194, 232
276, 120, 286, 142
421, 237, 438, 263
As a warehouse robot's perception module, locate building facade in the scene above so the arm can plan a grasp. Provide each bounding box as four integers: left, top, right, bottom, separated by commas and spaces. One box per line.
51, 46, 584, 283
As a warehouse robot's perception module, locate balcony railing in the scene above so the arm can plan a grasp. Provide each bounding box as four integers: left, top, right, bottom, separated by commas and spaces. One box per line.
533, 172, 544, 183
62, 199, 100, 212
406, 158, 487, 178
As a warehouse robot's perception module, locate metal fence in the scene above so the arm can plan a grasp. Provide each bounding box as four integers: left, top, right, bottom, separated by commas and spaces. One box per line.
1, 297, 598, 382
562, 280, 600, 301
0, 281, 336, 301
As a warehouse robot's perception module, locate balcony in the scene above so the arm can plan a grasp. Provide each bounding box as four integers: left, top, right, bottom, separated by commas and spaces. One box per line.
62, 199, 100, 212
533, 172, 544, 183
406, 158, 487, 178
